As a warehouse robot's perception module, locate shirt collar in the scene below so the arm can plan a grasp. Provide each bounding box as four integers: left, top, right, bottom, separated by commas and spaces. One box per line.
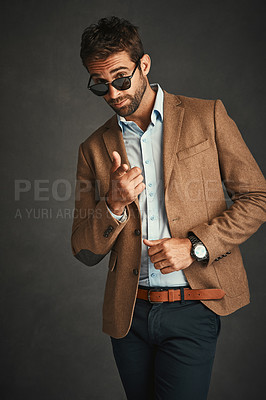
117, 83, 164, 130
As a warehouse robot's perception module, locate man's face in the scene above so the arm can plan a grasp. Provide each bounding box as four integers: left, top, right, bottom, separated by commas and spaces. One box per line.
86, 51, 147, 117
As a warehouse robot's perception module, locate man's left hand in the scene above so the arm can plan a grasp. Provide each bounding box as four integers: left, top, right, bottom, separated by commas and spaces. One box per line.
143, 238, 194, 274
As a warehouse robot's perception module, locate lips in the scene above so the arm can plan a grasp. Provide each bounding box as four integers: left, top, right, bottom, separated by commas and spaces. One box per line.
112, 99, 128, 108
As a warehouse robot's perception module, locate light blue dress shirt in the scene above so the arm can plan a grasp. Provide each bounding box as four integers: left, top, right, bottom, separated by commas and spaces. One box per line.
109, 84, 188, 287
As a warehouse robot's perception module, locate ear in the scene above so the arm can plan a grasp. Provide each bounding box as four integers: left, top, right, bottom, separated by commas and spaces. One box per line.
140, 54, 151, 76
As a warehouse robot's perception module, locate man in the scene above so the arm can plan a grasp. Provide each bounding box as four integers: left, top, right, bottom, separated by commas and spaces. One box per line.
71, 16, 266, 400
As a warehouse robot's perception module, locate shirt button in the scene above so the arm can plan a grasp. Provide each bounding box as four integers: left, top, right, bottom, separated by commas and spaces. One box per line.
148, 183, 152, 187
151, 273, 156, 277
149, 192, 154, 197
145, 160, 150, 164
150, 215, 155, 221
142, 138, 147, 143
134, 229, 141, 236
133, 269, 139, 276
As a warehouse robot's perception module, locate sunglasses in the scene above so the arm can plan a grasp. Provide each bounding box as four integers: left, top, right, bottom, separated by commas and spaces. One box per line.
87, 59, 140, 96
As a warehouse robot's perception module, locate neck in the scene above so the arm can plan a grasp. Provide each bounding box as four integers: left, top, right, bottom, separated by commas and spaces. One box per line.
124, 83, 157, 131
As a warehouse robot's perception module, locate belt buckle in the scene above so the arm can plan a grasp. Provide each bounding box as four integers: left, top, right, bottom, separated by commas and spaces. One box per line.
147, 288, 164, 304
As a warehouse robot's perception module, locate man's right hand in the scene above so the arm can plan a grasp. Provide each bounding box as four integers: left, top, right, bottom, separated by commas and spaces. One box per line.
106, 151, 146, 215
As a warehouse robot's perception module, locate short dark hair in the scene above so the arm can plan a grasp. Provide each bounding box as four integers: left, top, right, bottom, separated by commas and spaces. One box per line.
80, 16, 144, 69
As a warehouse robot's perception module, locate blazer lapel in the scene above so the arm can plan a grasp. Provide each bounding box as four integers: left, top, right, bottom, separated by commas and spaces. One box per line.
162, 91, 184, 190
102, 115, 141, 212
103, 115, 130, 167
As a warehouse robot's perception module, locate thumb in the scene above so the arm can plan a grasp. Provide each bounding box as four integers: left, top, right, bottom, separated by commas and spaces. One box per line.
143, 238, 167, 246
111, 151, 121, 172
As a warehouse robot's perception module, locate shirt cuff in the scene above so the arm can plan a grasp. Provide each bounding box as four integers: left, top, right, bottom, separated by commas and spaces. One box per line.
107, 205, 127, 223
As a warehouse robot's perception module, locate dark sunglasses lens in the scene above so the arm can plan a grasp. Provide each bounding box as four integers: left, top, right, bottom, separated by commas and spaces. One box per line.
113, 77, 131, 90
90, 83, 108, 96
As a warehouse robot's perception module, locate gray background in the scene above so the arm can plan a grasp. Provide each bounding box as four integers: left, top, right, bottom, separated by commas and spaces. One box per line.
1, 0, 265, 399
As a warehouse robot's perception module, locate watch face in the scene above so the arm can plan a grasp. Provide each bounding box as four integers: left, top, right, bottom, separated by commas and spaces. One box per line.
194, 244, 207, 259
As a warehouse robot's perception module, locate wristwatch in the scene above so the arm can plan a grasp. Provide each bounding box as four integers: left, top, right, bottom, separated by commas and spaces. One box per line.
118, 208, 127, 223
188, 233, 209, 262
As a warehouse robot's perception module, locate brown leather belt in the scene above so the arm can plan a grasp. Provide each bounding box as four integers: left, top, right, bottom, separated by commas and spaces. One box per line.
137, 287, 225, 303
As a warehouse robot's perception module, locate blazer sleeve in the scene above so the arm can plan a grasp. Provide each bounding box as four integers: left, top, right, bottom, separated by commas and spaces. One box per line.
71, 143, 130, 266
191, 99, 266, 266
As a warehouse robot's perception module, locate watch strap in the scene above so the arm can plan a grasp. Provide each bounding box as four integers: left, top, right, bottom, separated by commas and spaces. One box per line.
188, 232, 209, 262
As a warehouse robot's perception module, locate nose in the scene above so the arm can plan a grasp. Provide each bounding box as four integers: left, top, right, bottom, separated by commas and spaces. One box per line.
107, 83, 121, 99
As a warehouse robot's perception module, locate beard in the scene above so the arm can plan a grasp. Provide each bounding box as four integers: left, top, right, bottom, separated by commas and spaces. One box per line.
106, 72, 147, 117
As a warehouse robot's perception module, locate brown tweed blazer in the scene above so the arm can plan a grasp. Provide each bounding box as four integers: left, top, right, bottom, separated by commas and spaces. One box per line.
71, 90, 266, 339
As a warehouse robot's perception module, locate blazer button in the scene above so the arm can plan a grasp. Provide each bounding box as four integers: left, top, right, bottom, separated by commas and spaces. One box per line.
133, 269, 139, 276
134, 229, 141, 236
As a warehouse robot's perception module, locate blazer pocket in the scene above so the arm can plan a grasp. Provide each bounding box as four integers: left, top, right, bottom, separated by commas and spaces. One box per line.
177, 139, 210, 161
108, 249, 118, 272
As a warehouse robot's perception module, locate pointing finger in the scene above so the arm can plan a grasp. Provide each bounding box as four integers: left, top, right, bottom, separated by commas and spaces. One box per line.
111, 151, 121, 173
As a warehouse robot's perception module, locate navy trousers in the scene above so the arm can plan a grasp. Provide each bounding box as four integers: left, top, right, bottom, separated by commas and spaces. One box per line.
110, 288, 221, 400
